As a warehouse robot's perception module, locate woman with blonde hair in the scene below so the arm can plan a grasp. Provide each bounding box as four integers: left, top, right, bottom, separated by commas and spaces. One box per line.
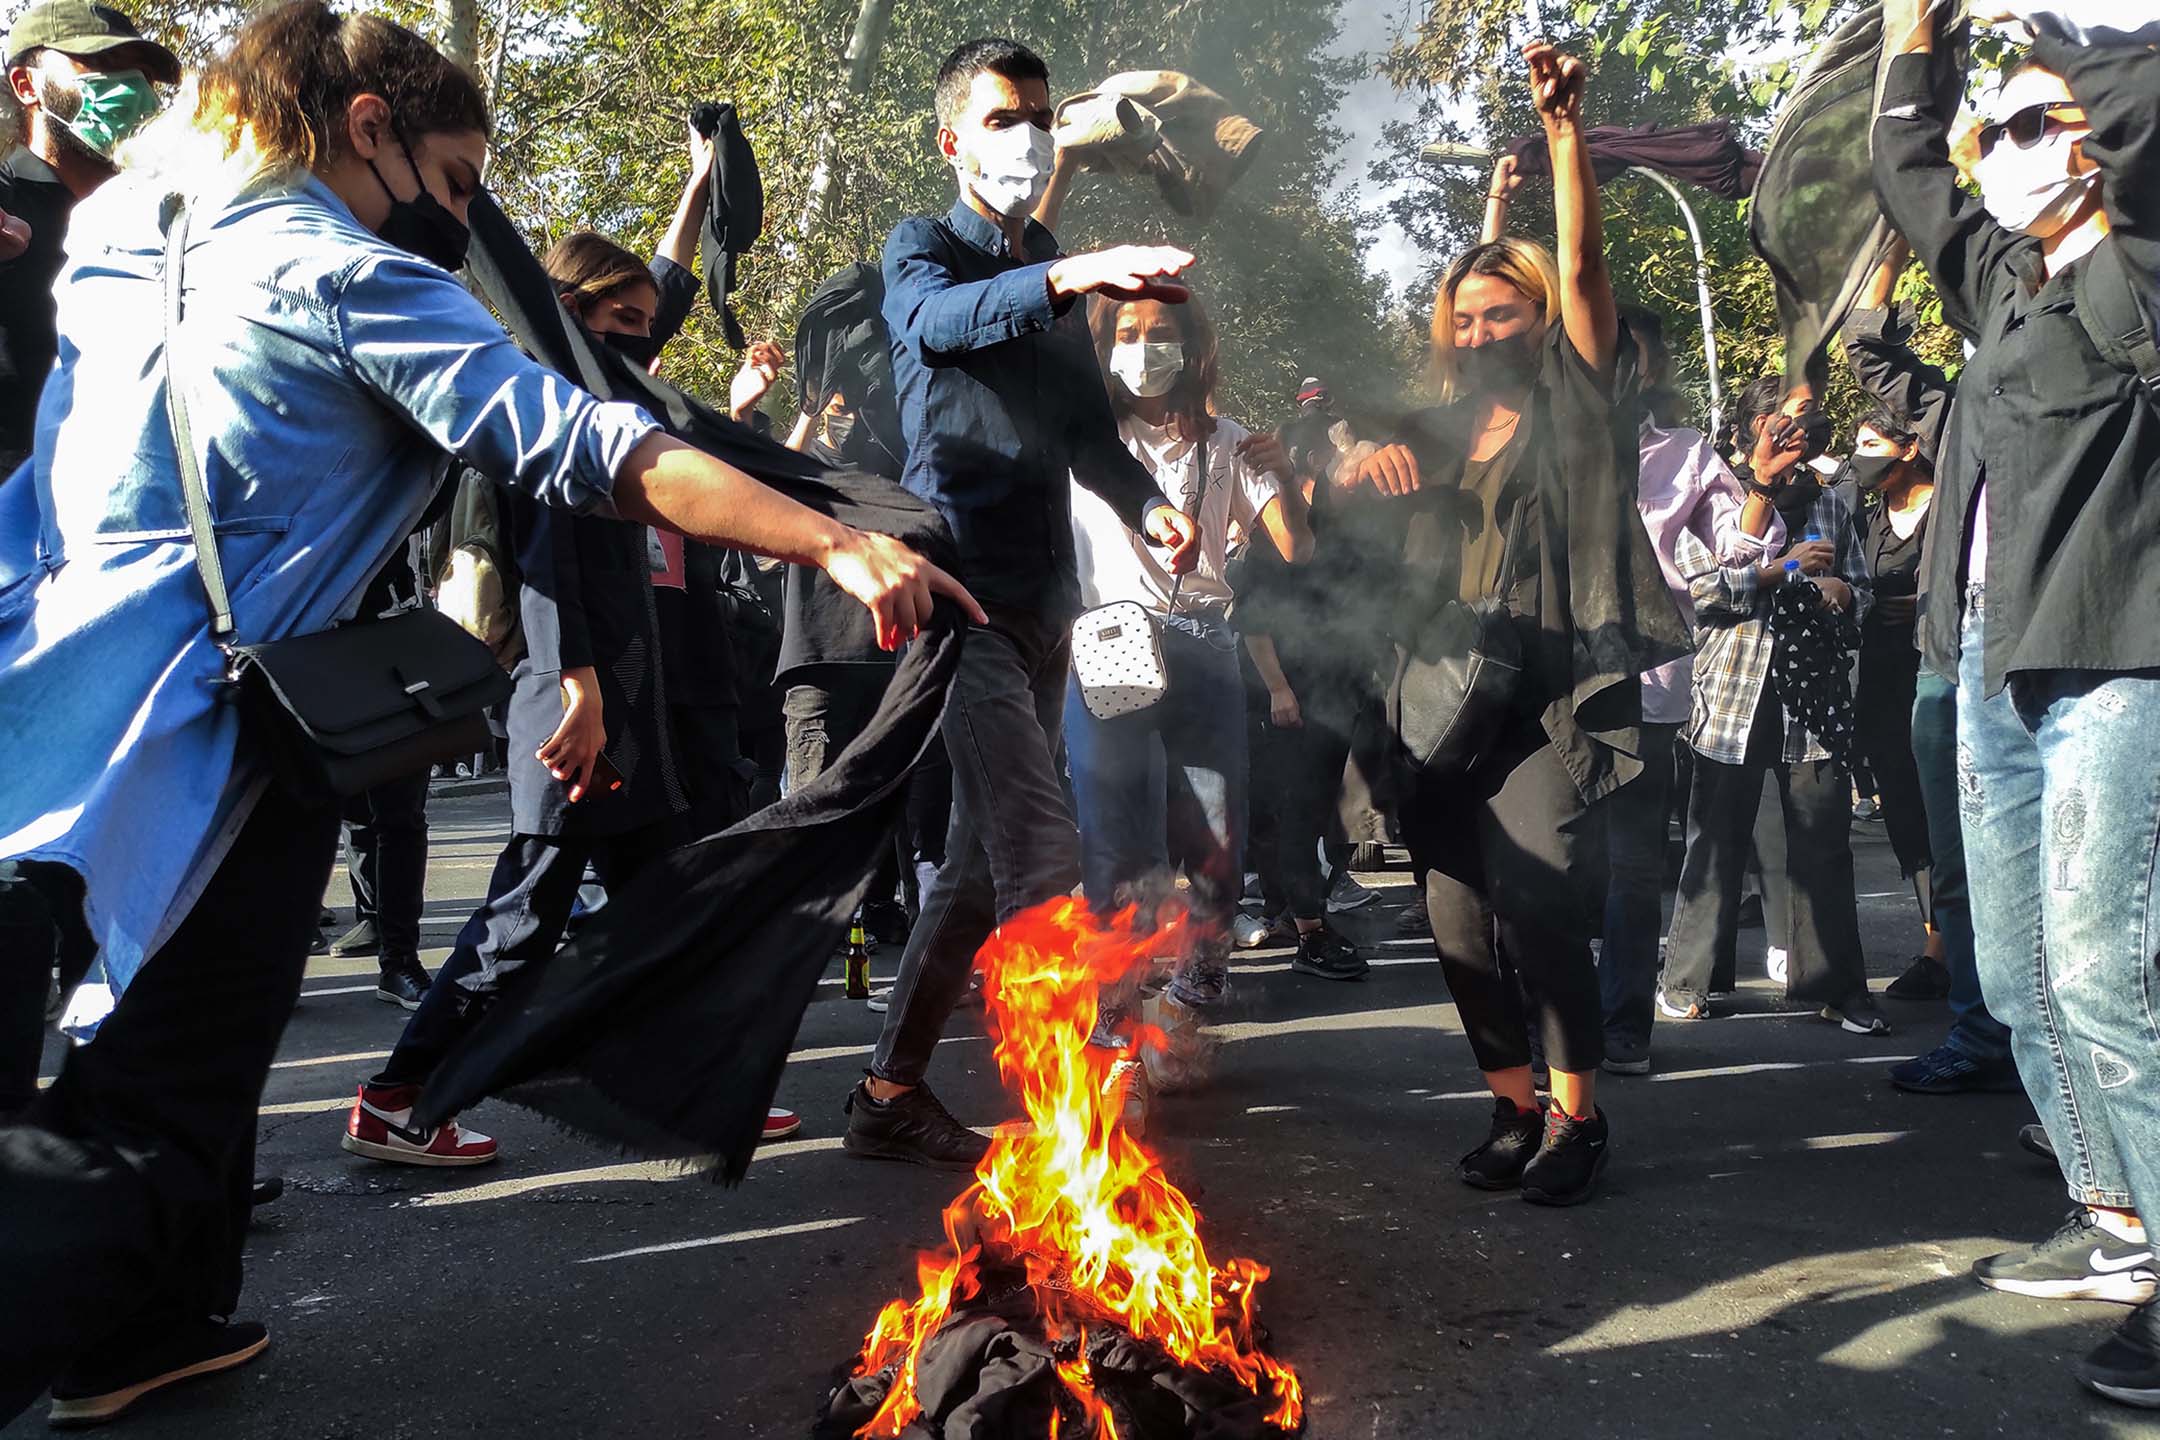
0, 1, 974, 1419
1333, 43, 1685, 1206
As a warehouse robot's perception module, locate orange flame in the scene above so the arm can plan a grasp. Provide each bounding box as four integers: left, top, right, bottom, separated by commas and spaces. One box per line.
848, 898, 1303, 1435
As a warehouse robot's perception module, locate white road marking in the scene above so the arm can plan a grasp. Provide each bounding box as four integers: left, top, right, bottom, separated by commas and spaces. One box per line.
300, 984, 380, 998
405, 1136, 849, 1208
577, 1215, 864, 1264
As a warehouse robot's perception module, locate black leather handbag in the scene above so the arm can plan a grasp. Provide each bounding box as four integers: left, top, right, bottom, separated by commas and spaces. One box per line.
162, 199, 511, 804
1387, 493, 1525, 777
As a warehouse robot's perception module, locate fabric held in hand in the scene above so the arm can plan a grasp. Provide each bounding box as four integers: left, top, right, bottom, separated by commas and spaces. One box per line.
1747, 3, 1969, 383
690, 101, 762, 349
411, 193, 961, 1184
1503, 120, 1763, 200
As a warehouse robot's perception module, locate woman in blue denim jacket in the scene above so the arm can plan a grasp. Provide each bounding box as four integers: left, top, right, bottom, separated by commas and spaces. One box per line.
0, 2, 976, 1421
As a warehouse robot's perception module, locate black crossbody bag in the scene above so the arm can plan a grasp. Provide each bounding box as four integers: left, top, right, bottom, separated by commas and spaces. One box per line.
1388, 491, 1525, 776
161, 198, 511, 803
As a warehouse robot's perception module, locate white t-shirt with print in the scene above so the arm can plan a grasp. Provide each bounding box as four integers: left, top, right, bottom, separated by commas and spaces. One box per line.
1070, 414, 1281, 614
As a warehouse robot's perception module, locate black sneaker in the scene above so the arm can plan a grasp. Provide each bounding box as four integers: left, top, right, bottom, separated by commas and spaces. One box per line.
329, 919, 381, 957
1974, 1210, 2158, 1304
374, 956, 431, 1010
249, 1174, 283, 1207
1291, 926, 1369, 981
49, 1316, 270, 1426
2020, 1123, 2057, 1162
1521, 1106, 1611, 1207
1888, 1042, 2022, 1095
1884, 954, 1951, 1001
1819, 992, 1891, 1035
1602, 1034, 1651, 1076
2080, 1297, 2160, 1407
1458, 1097, 1545, 1191
843, 1080, 990, 1172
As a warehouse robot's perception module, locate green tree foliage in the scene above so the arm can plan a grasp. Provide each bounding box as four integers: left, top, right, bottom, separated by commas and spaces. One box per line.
22, 0, 1405, 429
465, 0, 1411, 426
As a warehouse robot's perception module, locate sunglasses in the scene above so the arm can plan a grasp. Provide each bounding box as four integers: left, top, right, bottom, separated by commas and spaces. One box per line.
1978, 102, 2086, 159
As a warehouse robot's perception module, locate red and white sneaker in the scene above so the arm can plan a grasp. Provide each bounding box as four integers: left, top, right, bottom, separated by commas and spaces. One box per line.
341, 1083, 497, 1167
761, 1107, 801, 1142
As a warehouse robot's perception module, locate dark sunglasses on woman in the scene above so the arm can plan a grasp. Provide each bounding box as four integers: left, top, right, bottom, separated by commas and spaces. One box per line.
1978, 102, 2086, 159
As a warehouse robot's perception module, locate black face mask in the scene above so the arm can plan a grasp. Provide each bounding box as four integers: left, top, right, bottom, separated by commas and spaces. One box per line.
368, 132, 471, 273
1848, 453, 1904, 495
1764, 472, 1822, 518
1457, 332, 1540, 394
600, 327, 663, 368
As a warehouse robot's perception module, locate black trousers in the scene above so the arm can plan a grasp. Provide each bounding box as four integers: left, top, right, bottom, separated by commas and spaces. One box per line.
1664, 694, 1868, 1008
0, 862, 95, 1118
669, 701, 751, 840
377, 821, 679, 1086
0, 785, 337, 1419
872, 608, 1080, 1088
340, 771, 431, 960
1400, 716, 1606, 1076
1258, 667, 1362, 922
1855, 632, 1933, 897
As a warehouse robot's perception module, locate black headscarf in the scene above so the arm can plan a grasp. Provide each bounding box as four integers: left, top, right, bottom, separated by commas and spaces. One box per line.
412, 194, 960, 1184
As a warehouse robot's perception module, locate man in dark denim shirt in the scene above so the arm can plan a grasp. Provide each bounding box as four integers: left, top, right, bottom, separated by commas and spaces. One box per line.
843, 35, 1200, 1170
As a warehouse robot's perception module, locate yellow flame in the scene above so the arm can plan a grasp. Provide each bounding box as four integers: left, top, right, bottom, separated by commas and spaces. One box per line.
848, 899, 1303, 1434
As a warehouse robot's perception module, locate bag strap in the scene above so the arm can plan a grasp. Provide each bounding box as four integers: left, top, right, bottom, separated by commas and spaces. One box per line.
160, 194, 237, 644
2074, 237, 2160, 409
1165, 424, 1211, 616
1486, 482, 1529, 603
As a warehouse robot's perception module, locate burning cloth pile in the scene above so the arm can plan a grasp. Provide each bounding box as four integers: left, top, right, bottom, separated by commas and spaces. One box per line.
814, 901, 1304, 1439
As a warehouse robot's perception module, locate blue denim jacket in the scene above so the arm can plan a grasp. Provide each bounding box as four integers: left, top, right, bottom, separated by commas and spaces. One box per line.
0, 171, 658, 998
882, 200, 1168, 620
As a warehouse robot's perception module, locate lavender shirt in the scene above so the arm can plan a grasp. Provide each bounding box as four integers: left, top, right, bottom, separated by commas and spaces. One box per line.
1634, 420, 1785, 725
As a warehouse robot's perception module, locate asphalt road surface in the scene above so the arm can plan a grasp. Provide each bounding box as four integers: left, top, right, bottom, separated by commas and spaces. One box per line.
16, 785, 2160, 1439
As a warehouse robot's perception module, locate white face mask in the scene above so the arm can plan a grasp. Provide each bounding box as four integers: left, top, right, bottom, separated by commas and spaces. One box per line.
954, 121, 1056, 219
1109, 340, 1184, 398
1977, 127, 2100, 236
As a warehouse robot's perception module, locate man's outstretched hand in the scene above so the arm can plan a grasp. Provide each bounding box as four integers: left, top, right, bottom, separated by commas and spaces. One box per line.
1048, 245, 1195, 305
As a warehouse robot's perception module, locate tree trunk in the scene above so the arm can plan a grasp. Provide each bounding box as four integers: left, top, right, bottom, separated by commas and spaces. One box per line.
438, 0, 481, 74
798, 0, 896, 234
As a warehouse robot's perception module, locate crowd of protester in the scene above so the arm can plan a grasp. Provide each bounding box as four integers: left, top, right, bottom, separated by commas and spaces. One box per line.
1, 0, 2158, 1424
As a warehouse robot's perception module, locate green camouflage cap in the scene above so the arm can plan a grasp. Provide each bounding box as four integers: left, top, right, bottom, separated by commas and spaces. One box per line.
5, 0, 179, 85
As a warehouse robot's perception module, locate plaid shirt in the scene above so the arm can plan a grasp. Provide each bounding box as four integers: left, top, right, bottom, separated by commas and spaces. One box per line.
1675, 484, 1872, 765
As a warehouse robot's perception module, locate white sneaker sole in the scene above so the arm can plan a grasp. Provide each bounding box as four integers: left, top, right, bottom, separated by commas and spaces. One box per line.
1978, 1271, 2158, 1304
341, 1132, 497, 1167
49, 1332, 270, 1425
2085, 1379, 2160, 1408
373, 988, 423, 1011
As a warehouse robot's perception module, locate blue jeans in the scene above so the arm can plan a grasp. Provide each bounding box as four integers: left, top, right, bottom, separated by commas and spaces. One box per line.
1064, 618, 1247, 942
1911, 667, 2008, 1061
1957, 591, 2160, 1212
1600, 721, 1678, 1049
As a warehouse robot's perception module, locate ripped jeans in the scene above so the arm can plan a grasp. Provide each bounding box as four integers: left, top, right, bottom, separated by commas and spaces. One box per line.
1957, 589, 2160, 1214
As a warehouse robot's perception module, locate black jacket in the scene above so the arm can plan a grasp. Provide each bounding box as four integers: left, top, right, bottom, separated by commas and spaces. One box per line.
0, 148, 76, 465
1874, 36, 2160, 691
1329, 328, 1691, 803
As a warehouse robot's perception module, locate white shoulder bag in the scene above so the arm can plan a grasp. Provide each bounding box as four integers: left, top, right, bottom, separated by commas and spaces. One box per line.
1071, 428, 1210, 720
